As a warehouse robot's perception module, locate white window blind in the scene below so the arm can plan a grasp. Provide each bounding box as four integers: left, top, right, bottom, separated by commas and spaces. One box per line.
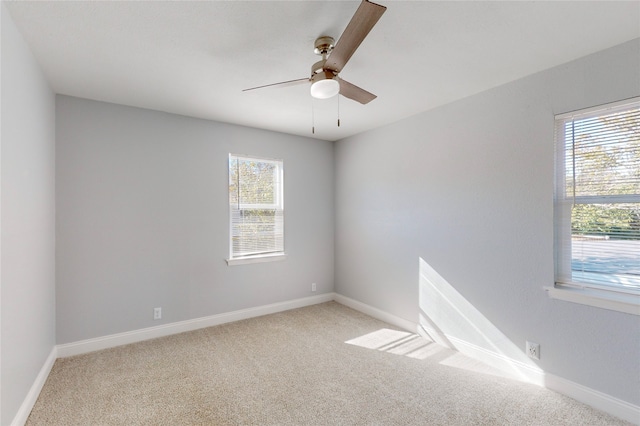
229, 155, 284, 259
554, 98, 640, 295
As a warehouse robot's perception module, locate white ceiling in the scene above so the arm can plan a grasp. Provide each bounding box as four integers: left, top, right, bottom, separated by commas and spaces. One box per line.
5, 1, 640, 141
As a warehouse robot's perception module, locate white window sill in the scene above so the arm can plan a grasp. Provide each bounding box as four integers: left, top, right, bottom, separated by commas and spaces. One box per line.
544, 285, 640, 316
226, 253, 287, 266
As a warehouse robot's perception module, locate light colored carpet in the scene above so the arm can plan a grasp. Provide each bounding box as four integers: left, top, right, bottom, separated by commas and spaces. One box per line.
27, 302, 630, 425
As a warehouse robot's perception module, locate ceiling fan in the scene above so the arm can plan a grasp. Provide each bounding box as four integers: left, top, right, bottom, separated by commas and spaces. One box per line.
243, 0, 387, 105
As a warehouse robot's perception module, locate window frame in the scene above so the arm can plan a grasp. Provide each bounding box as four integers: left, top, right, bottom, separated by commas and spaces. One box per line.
226, 154, 286, 266
547, 97, 640, 316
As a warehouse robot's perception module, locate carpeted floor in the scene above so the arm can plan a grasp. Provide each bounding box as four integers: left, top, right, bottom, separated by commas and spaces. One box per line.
27, 302, 631, 425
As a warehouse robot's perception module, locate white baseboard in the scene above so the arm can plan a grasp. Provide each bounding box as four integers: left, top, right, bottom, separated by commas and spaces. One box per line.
57, 293, 334, 358
11, 346, 57, 426
545, 373, 640, 425
333, 293, 417, 332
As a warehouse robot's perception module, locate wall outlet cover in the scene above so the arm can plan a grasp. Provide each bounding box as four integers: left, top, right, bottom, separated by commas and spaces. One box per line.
526, 341, 540, 360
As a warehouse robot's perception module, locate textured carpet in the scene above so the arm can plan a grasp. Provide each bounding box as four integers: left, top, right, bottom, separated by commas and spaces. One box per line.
27, 302, 630, 425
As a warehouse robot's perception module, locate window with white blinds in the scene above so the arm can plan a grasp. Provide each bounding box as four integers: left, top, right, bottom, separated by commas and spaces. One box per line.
554, 98, 640, 299
228, 155, 284, 260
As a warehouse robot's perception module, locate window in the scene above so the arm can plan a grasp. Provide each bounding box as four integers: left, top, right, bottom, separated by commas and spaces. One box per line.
227, 154, 285, 265
550, 97, 639, 315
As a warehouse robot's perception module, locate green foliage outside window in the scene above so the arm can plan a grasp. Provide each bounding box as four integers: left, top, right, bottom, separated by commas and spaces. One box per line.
572, 204, 640, 239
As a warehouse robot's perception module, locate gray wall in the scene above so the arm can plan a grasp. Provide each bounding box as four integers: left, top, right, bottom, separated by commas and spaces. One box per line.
1, 4, 57, 425
334, 39, 640, 405
56, 96, 334, 344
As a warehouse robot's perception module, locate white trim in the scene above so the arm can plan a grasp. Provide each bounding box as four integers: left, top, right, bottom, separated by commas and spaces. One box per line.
11, 346, 57, 426
230, 153, 283, 165
545, 285, 640, 316
545, 373, 640, 425
333, 293, 417, 333
226, 252, 287, 266
57, 293, 332, 358
555, 96, 640, 119
573, 194, 640, 204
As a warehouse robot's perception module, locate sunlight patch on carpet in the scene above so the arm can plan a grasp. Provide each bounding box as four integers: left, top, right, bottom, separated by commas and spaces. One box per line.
345, 328, 444, 359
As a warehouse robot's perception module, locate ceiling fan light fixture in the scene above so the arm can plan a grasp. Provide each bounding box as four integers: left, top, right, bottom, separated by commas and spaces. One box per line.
310, 72, 339, 99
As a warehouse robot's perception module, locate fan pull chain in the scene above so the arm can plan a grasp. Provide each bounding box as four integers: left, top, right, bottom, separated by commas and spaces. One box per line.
311, 98, 315, 134
337, 95, 341, 127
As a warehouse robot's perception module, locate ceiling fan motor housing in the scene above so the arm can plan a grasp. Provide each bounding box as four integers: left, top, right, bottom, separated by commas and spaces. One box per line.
311, 59, 327, 75
311, 69, 338, 84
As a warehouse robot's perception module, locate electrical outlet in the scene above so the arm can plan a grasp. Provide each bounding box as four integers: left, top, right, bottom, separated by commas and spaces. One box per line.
526, 341, 540, 360
153, 307, 162, 320
311, 283, 317, 292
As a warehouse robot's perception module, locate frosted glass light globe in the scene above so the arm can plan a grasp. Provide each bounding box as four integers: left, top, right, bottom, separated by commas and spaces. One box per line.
310, 78, 339, 99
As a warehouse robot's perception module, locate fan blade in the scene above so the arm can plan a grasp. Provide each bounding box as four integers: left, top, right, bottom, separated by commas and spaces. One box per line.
324, 0, 386, 73
243, 78, 308, 92
339, 79, 376, 104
